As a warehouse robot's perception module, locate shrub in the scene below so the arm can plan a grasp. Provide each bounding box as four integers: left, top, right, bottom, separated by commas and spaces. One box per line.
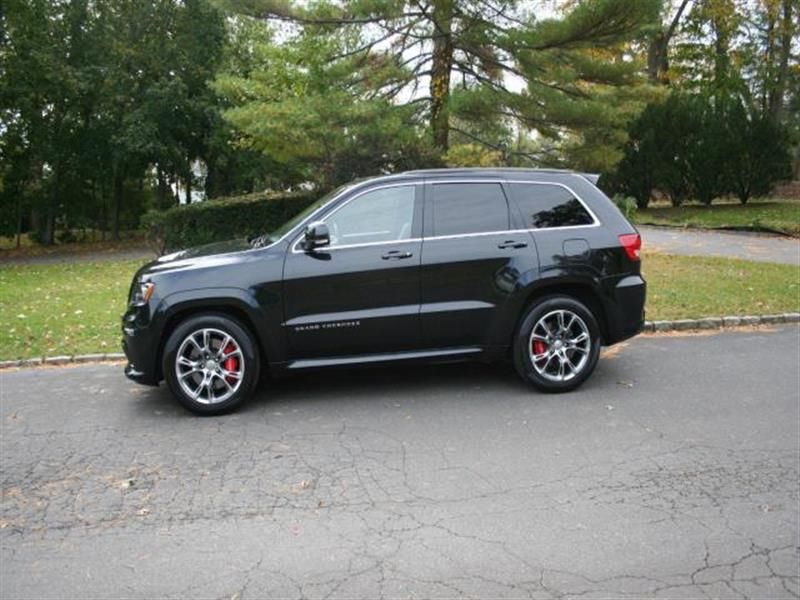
611, 92, 793, 207
723, 103, 793, 204
612, 194, 637, 219
142, 191, 318, 253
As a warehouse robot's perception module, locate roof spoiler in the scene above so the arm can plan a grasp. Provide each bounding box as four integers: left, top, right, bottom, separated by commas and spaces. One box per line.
579, 173, 600, 186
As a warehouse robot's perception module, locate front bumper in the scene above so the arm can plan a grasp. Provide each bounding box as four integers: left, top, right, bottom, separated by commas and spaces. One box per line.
122, 306, 160, 386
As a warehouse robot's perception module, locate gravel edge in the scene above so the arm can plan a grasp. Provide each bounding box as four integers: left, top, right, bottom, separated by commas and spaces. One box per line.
1, 313, 798, 370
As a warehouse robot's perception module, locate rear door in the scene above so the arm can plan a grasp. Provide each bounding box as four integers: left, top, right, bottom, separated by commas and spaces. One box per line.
419, 181, 538, 349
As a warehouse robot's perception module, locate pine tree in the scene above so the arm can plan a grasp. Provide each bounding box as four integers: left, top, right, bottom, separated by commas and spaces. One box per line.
220, 0, 660, 168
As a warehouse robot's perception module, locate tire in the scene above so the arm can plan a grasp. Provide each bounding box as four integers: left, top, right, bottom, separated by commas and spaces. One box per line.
513, 295, 602, 393
162, 313, 260, 415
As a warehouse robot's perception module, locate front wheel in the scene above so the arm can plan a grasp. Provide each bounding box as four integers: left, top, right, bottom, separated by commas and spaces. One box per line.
513, 296, 602, 393
162, 313, 260, 415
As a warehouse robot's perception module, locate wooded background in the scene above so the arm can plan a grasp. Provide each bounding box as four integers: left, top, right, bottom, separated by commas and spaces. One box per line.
1, 0, 797, 245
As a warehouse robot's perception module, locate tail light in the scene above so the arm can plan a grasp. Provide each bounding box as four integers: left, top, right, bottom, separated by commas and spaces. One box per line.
618, 233, 641, 261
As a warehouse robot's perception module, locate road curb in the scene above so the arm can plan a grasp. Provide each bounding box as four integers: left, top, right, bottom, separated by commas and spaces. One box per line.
0, 353, 125, 370
0, 314, 798, 370
641, 312, 799, 333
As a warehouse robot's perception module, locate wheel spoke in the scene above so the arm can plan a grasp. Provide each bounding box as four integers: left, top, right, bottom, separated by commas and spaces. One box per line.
568, 345, 587, 358
541, 319, 555, 338
556, 311, 565, 331
216, 334, 232, 358
186, 335, 203, 354
207, 379, 216, 403
214, 372, 234, 392
571, 332, 589, 345
219, 368, 242, 380
192, 378, 206, 400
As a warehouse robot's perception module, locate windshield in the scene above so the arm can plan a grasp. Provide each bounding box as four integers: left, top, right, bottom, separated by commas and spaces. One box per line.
264, 184, 351, 244
250, 185, 348, 248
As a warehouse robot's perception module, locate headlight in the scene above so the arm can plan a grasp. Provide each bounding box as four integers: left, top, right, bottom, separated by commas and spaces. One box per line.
130, 280, 155, 306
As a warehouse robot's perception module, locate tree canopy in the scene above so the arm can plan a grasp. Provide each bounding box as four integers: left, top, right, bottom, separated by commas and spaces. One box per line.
0, 0, 797, 245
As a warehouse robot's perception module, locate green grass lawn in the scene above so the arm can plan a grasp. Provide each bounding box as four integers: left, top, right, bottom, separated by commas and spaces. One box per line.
0, 260, 141, 360
643, 252, 799, 320
0, 253, 798, 360
634, 201, 800, 237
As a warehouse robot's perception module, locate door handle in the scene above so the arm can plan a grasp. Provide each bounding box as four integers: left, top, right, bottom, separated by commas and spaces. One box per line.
497, 240, 528, 249
381, 250, 413, 260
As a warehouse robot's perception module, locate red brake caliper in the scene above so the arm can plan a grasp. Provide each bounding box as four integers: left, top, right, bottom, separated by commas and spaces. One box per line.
532, 340, 547, 360
222, 342, 239, 384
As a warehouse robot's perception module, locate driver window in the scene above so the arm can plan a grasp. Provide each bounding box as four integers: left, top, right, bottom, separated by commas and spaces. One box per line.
325, 186, 415, 247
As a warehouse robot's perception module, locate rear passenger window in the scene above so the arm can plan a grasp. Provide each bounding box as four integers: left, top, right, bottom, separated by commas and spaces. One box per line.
431, 183, 509, 236
511, 183, 594, 229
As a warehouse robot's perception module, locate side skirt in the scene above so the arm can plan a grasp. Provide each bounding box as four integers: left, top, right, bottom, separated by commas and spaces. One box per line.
285, 347, 483, 371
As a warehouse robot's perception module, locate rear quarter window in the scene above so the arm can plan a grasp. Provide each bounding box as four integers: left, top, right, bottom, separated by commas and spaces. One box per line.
510, 183, 594, 229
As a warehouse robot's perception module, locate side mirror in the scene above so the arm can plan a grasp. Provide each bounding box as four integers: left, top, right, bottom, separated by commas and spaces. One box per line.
303, 221, 330, 250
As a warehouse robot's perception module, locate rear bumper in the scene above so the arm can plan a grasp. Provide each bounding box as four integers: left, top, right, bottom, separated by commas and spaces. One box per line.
602, 274, 646, 345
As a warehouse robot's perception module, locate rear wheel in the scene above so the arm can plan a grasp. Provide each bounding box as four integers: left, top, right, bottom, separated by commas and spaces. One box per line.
514, 295, 601, 392
162, 313, 260, 415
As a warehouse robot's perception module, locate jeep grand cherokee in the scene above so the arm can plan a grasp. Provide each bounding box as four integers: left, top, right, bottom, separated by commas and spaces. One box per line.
122, 168, 646, 414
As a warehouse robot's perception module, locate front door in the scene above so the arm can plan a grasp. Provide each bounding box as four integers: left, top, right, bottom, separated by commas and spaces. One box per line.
283, 184, 422, 359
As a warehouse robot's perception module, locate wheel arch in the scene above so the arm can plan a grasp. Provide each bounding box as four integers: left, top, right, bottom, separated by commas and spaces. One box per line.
155, 294, 270, 381
512, 280, 610, 347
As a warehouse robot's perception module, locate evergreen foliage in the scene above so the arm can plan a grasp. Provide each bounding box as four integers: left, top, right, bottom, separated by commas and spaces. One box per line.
611, 93, 793, 207
141, 190, 317, 252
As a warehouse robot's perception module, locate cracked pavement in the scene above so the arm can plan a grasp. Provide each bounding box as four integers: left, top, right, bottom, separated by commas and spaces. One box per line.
1, 326, 799, 599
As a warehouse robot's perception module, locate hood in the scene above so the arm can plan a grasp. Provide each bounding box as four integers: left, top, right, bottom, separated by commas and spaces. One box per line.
135, 238, 261, 279
157, 238, 254, 263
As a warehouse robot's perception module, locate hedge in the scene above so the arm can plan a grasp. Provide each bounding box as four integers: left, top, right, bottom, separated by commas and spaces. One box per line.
142, 191, 318, 253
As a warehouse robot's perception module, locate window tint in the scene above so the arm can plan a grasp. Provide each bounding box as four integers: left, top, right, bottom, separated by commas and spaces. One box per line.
324, 186, 415, 246
511, 184, 594, 229
432, 183, 508, 236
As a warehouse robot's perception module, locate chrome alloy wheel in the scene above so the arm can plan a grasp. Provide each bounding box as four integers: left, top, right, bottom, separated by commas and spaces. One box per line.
175, 328, 245, 405
528, 309, 591, 383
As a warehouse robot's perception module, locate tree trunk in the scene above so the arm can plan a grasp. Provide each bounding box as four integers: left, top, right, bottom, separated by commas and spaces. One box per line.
112, 169, 123, 241
184, 171, 192, 204
710, 0, 736, 90
768, 0, 794, 122
15, 192, 23, 249
156, 167, 169, 210
647, 0, 690, 84
42, 203, 55, 245
430, 0, 454, 151
42, 167, 59, 245
647, 32, 670, 83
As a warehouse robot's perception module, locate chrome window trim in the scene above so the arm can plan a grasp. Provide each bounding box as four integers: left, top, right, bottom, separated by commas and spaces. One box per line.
289, 177, 602, 254
293, 237, 423, 253
291, 182, 420, 253
426, 179, 600, 233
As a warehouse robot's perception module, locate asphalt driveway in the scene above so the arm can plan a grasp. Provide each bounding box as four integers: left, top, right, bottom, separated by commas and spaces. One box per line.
639, 225, 800, 266
1, 326, 799, 599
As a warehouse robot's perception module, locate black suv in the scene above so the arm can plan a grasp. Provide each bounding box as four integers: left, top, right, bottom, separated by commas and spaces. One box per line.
123, 168, 645, 414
